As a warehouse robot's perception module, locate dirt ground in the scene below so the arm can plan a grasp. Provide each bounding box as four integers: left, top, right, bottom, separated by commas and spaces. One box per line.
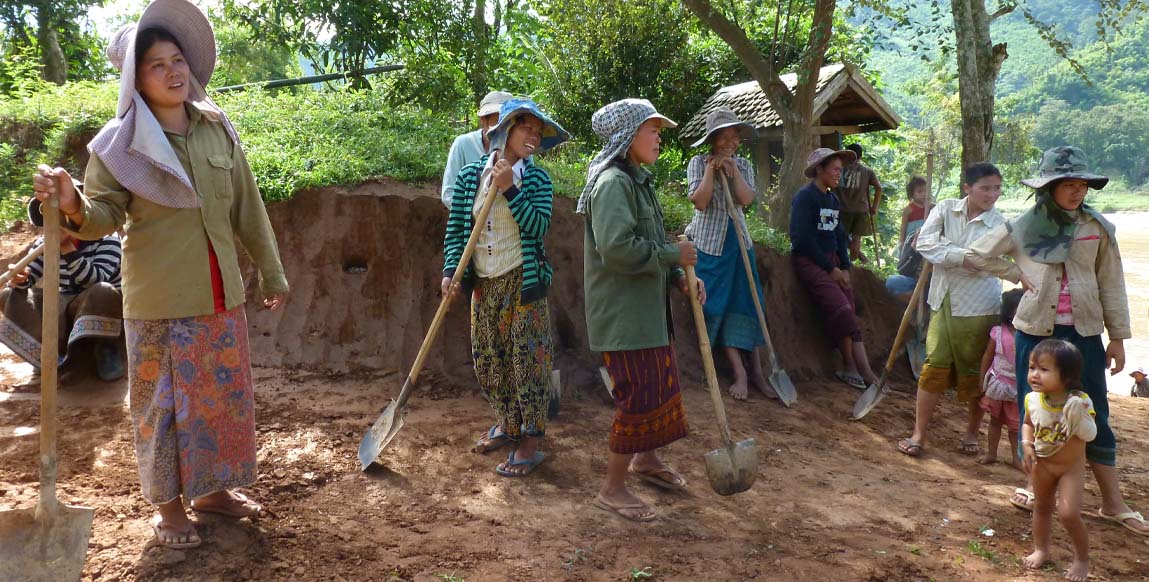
3, 190, 1149, 582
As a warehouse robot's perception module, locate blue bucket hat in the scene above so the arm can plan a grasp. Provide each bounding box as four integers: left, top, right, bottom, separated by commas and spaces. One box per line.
485, 98, 571, 154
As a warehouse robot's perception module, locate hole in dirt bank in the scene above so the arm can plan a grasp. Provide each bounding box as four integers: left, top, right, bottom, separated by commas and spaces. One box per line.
342, 257, 368, 274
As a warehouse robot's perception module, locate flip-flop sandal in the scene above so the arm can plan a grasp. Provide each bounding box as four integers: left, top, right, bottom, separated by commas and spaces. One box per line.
835, 371, 866, 390
592, 495, 657, 522
151, 515, 202, 550
1097, 509, 1149, 536
957, 442, 981, 456
191, 491, 262, 519
897, 438, 923, 457
495, 450, 545, 477
472, 425, 514, 454
1010, 488, 1035, 512
629, 466, 687, 491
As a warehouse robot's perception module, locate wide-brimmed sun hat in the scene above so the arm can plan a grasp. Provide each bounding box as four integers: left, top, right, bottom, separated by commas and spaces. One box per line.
1131, 367, 1147, 377
576, 98, 677, 214
485, 98, 571, 154
106, 0, 216, 118
690, 107, 756, 148
1020, 146, 1109, 190
478, 91, 514, 117
804, 147, 857, 178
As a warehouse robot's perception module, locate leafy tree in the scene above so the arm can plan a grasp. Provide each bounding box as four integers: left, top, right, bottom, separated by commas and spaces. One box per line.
0, 0, 108, 87
208, 10, 301, 88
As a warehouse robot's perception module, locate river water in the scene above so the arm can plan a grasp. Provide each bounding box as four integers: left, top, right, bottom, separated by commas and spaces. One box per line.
1104, 213, 1149, 397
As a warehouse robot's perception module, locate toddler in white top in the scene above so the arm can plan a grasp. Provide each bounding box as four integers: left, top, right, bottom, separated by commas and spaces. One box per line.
1021, 339, 1096, 582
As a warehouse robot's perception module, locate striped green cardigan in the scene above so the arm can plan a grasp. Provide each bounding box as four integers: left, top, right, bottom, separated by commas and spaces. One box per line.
442, 154, 554, 304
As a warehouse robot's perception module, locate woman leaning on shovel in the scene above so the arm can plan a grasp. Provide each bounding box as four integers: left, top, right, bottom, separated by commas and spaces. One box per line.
965, 146, 1149, 537
32, 0, 288, 550
441, 98, 569, 477
579, 99, 705, 522
683, 107, 773, 402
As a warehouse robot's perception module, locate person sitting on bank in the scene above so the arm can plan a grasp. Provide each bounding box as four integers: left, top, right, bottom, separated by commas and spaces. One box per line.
441, 90, 514, 208
837, 143, 883, 264
789, 147, 880, 391
1131, 367, 1149, 398
0, 197, 125, 382
684, 107, 773, 401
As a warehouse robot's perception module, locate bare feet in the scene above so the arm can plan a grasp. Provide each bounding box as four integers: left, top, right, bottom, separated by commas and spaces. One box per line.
1023, 549, 1049, 570
748, 369, 778, 399
977, 452, 997, 465
150, 514, 201, 549
1065, 558, 1089, 582
729, 379, 748, 401
190, 490, 261, 518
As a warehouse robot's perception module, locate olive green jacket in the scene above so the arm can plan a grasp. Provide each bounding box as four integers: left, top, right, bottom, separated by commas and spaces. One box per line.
583, 163, 684, 352
69, 106, 288, 320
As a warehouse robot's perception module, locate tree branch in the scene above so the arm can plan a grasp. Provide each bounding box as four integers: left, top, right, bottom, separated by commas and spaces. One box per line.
989, 4, 1015, 22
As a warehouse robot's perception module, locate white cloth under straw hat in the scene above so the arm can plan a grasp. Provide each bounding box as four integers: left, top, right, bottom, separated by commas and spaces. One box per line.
87, 0, 237, 209
576, 99, 676, 214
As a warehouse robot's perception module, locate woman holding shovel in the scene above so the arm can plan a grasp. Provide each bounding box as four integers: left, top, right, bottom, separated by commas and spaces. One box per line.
579, 99, 704, 522
683, 108, 772, 402
32, 0, 288, 549
441, 98, 569, 477
966, 146, 1148, 536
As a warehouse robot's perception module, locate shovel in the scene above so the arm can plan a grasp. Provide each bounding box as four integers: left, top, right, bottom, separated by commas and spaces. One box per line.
0, 194, 94, 581
358, 177, 503, 470
722, 177, 796, 406
680, 235, 757, 495
851, 262, 933, 420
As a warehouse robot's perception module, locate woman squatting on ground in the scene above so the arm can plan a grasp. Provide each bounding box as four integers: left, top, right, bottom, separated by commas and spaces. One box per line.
441, 98, 570, 477
32, 0, 288, 549
579, 99, 705, 522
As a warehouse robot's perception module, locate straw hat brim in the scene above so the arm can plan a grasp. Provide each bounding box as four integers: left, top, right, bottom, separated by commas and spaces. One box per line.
114, 0, 215, 117
690, 121, 756, 148
804, 149, 857, 178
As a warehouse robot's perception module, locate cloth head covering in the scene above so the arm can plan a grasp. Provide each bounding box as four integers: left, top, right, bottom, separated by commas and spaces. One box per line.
690, 107, 756, 148
478, 91, 514, 117
1131, 367, 1146, 377
87, 0, 238, 209
804, 147, 857, 178
576, 99, 676, 214
484, 98, 570, 155
1008, 146, 1115, 264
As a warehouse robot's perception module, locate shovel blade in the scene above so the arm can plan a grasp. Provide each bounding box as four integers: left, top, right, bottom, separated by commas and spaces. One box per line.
851, 382, 887, 420
357, 399, 406, 471
0, 504, 94, 582
769, 370, 798, 407
906, 332, 925, 380
703, 438, 758, 496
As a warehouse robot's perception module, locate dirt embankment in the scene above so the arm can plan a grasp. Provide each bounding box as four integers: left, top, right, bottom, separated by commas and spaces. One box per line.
244, 183, 913, 393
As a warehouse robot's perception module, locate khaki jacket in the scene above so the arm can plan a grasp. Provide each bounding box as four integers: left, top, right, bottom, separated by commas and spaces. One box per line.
965, 215, 1130, 339
70, 107, 288, 320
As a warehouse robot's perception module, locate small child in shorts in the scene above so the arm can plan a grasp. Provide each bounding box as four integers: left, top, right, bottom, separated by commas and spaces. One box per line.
1021, 339, 1096, 582
977, 289, 1024, 468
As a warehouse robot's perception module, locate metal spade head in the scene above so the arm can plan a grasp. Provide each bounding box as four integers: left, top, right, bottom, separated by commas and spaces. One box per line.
851, 382, 887, 421
358, 399, 406, 471
703, 437, 758, 496
0, 502, 94, 582
770, 370, 798, 407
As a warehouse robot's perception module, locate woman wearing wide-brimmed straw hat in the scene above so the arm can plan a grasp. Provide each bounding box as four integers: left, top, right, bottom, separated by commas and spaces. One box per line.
32, 0, 287, 549
789, 147, 880, 391
967, 146, 1148, 539
579, 98, 705, 522
683, 107, 772, 402
441, 98, 569, 477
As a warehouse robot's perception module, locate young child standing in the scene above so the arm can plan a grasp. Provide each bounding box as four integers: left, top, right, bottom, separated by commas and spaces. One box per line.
1021, 339, 1096, 582
897, 175, 929, 255
977, 289, 1024, 468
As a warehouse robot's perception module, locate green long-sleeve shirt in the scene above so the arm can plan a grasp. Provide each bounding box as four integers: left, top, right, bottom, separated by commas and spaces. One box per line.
68, 106, 288, 320
583, 163, 684, 352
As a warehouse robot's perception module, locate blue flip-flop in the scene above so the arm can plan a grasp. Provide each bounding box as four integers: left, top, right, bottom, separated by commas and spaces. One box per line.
472, 425, 514, 454
495, 450, 546, 477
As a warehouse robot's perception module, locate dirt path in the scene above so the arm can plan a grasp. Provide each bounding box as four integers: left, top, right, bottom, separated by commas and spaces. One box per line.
4, 355, 1149, 581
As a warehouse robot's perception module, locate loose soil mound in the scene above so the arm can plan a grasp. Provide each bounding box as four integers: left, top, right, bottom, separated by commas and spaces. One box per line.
245, 183, 913, 395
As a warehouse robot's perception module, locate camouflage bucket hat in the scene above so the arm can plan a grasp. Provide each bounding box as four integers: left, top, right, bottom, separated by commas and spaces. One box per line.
1020, 146, 1109, 190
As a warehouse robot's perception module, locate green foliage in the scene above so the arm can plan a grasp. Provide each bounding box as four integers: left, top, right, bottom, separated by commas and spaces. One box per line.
208, 9, 302, 88
0, 0, 111, 88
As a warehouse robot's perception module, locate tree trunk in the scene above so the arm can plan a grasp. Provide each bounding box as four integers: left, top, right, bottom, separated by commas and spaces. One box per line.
682, 0, 836, 230
469, 0, 489, 106
951, 0, 1008, 173
35, 3, 67, 85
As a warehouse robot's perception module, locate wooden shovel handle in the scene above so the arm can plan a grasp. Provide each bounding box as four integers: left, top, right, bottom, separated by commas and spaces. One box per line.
883, 262, 933, 374
722, 176, 780, 371
395, 177, 502, 408
0, 243, 44, 288
39, 193, 62, 512
679, 235, 734, 448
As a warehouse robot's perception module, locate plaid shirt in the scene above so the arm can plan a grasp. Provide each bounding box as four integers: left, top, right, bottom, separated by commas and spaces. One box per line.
915, 197, 1006, 317
684, 154, 755, 256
